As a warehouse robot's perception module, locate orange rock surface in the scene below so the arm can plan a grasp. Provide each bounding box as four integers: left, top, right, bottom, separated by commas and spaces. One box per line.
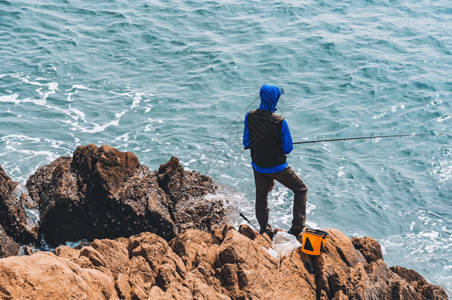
0, 225, 448, 300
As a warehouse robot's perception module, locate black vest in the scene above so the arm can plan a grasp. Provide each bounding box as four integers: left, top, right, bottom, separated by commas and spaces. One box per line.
247, 109, 287, 168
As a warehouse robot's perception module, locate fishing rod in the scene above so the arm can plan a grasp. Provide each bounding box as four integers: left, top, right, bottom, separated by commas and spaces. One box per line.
293, 133, 449, 145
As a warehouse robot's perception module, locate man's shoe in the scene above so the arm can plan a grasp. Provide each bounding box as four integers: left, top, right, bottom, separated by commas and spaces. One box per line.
260, 225, 275, 240
288, 227, 303, 237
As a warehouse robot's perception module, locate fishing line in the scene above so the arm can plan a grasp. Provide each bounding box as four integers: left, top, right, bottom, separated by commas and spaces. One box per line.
239, 212, 273, 245
293, 133, 450, 145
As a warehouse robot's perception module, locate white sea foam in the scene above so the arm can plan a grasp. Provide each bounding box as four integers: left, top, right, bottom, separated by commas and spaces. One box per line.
0, 94, 20, 104
431, 159, 452, 182
78, 110, 127, 133
0, 75, 58, 106
0, 135, 41, 143
180, 158, 198, 166
338, 166, 345, 177
145, 105, 153, 113
437, 115, 450, 122
108, 90, 147, 109
131, 92, 144, 109
7, 148, 58, 160
114, 133, 130, 142
66, 84, 93, 91
418, 231, 439, 239
68, 105, 86, 121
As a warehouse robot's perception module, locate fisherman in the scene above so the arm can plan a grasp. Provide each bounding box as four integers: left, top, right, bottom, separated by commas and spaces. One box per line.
243, 84, 307, 239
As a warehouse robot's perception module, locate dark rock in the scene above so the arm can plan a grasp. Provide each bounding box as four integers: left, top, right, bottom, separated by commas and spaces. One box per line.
0, 165, 37, 244
157, 156, 218, 204
352, 236, 383, 263
26, 157, 72, 208
391, 266, 449, 300
174, 195, 227, 233
70, 144, 141, 200
27, 144, 226, 247
27, 144, 176, 246
157, 156, 226, 233
0, 225, 20, 258
157, 156, 185, 204
18, 245, 34, 256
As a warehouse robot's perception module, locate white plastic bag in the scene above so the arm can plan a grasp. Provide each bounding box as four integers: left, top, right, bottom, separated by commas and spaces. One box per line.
271, 231, 302, 258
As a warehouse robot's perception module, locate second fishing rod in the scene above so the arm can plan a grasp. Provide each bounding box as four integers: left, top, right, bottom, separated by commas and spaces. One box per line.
292, 132, 450, 145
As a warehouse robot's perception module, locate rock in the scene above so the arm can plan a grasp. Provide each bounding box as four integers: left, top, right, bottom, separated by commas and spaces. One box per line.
0, 165, 37, 244
157, 156, 185, 204
157, 156, 226, 232
173, 195, 227, 233
312, 229, 449, 300
0, 252, 118, 299
18, 245, 34, 256
26, 145, 171, 246
352, 236, 383, 263
157, 156, 217, 203
172, 226, 316, 300
26, 145, 227, 247
26, 157, 72, 209
0, 226, 448, 300
70, 144, 140, 199
0, 225, 19, 258
391, 266, 449, 300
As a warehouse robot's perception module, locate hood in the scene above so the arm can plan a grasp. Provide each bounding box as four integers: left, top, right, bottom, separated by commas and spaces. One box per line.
259, 84, 283, 112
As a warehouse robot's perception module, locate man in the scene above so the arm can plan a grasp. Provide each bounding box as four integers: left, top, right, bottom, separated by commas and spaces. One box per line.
243, 84, 307, 239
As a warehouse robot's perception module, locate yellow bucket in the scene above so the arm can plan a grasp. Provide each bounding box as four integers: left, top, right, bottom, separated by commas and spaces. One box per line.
301, 227, 328, 256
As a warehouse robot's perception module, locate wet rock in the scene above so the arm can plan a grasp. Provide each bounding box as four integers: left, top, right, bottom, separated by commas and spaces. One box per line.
157, 156, 226, 232
156, 156, 218, 204
18, 245, 34, 256
391, 266, 449, 300
0, 226, 448, 300
0, 165, 37, 244
0, 225, 19, 258
27, 144, 177, 246
157, 156, 185, 204
70, 144, 141, 200
26, 157, 72, 209
27, 144, 226, 247
174, 195, 227, 233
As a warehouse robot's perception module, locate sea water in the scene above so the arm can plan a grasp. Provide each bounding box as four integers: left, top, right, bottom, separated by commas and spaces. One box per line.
0, 0, 450, 294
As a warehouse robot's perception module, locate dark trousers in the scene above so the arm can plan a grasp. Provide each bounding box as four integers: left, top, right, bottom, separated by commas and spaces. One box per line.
253, 167, 307, 231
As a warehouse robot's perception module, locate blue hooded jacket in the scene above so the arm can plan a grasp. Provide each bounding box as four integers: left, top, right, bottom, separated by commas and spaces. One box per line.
243, 85, 293, 173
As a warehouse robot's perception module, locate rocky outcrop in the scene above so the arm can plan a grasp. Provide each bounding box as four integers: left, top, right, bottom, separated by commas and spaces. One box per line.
390, 266, 448, 300
25, 144, 225, 246
351, 236, 383, 264
0, 225, 447, 300
0, 166, 37, 244
0, 145, 448, 299
157, 156, 224, 233
311, 229, 447, 299
0, 225, 19, 258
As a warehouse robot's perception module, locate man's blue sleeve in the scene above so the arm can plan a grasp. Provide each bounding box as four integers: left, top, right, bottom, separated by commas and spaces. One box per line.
281, 119, 293, 154
243, 112, 251, 149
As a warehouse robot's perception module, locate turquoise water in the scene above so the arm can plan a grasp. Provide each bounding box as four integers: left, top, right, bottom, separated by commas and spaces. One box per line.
1, 0, 451, 294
